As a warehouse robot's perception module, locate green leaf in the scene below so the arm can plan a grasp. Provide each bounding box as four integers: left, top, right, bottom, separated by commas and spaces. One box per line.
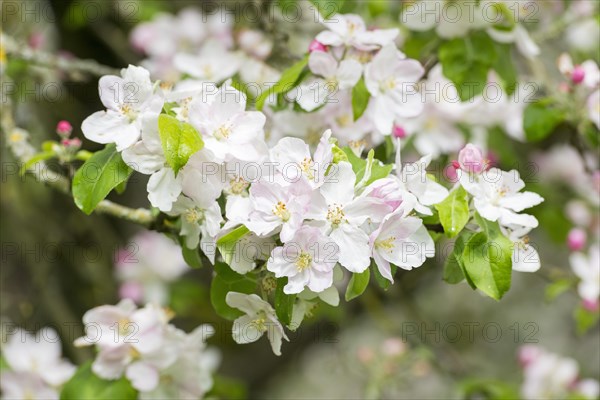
206, 375, 247, 400
255, 55, 309, 111
72, 144, 132, 215
19, 151, 55, 175
574, 304, 600, 335
460, 378, 520, 400
372, 260, 395, 290
444, 232, 474, 286
544, 279, 573, 302
492, 43, 517, 95
342, 147, 392, 185
275, 278, 296, 326
182, 244, 203, 268
210, 262, 256, 320
461, 227, 513, 300
217, 225, 250, 266
157, 114, 203, 175
60, 362, 137, 400
352, 76, 371, 121
434, 186, 469, 238
523, 100, 565, 142
309, 0, 343, 18
439, 31, 497, 101
345, 268, 370, 301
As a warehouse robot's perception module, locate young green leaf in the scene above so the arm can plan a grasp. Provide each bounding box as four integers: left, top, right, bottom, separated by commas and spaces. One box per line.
255, 55, 309, 111
345, 268, 370, 301
523, 100, 565, 142
19, 151, 56, 176
352, 76, 371, 121
210, 262, 256, 320
461, 230, 513, 300
435, 185, 470, 238
275, 278, 296, 326
157, 114, 203, 174
217, 225, 250, 266
72, 144, 132, 215
60, 362, 137, 400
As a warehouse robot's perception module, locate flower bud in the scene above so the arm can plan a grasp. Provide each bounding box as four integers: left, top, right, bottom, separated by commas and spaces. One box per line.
392, 125, 407, 139
458, 144, 485, 173
308, 39, 327, 53
571, 66, 586, 84
62, 138, 82, 150
56, 120, 73, 138
567, 228, 587, 251
583, 298, 599, 312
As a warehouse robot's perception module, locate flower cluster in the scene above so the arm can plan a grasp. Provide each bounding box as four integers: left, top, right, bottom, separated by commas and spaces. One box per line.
0, 327, 76, 400
74, 300, 219, 399
115, 231, 188, 305
519, 345, 599, 399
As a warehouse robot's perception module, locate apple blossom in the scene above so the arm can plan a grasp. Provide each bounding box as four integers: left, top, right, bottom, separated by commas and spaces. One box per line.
225, 292, 288, 356
267, 225, 339, 294
306, 161, 392, 272
296, 51, 362, 112
245, 179, 312, 242
1, 327, 75, 399
174, 40, 241, 84
364, 44, 425, 134
316, 13, 398, 51
502, 225, 541, 273
459, 167, 544, 228
81, 65, 164, 151
188, 83, 267, 162
370, 207, 433, 282
570, 244, 600, 304
115, 231, 188, 305
567, 228, 587, 251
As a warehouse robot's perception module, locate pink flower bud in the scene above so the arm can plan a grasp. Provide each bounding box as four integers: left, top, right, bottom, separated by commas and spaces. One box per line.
583, 298, 599, 312
308, 39, 327, 53
558, 82, 571, 93
119, 282, 143, 303
62, 138, 81, 150
458, 144, 485, 174
56, 120, 73, 138
571, 66, 586, 84
567, 228, 587, 251
392, 125, 407, 139
518, 345, 542, 368
446, 161, 459, 182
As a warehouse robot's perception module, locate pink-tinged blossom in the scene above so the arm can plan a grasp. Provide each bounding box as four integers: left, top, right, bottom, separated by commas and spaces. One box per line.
267, 225, 339, 294
567, 228, 587, 251
245, 179, 312, 242
370, 207, 433, 282
570, 244, 600, 304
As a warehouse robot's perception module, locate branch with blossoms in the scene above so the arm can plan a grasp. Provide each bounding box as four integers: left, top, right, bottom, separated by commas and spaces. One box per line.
3, 1, 599, 399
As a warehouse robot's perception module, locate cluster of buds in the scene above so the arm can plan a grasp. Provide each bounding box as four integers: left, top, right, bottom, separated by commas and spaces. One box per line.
55, 120, 82, 160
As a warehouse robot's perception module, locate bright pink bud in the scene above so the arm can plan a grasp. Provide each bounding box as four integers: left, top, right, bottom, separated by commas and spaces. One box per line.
56, 120, 73, 138
583, 298, 599, 312
571, 66, 586, 84
446, 162, 459, 182
458, 144, 485, 174
392, 125, 407, 139
308, 39, 327, 53
567, 228, 587, 251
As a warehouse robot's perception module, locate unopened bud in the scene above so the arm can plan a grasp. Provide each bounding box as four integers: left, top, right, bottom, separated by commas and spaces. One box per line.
308, 39, 327, 53
56, 120, 73, 138
458, 144, 485, 174
571, 66, 586, 84
392, 125, 407, 139
567, 228, 586, 251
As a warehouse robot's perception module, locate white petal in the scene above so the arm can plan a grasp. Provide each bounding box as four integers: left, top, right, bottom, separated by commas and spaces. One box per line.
330, 224, 370, 273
